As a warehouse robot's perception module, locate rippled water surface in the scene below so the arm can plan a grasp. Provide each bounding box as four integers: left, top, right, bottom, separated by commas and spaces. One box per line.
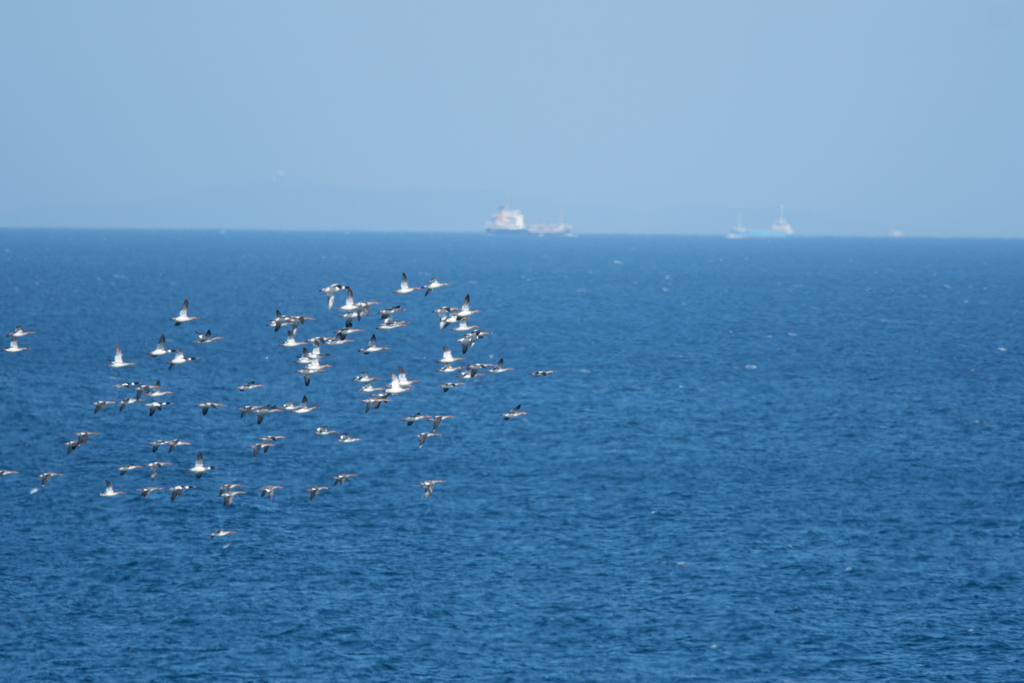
1, 229, 1023, 681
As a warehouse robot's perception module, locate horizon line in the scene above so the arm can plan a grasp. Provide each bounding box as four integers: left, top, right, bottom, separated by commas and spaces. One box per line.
0, 225, 1020, 239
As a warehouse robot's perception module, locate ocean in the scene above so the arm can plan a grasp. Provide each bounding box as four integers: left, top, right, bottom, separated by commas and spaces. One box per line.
1, 229, 1022, 681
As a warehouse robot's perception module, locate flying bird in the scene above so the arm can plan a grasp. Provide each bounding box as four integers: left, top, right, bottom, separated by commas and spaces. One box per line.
362, 396, 389, 412
456, 294, 480, 318
37, 472, 63, 487
417, 480, 445, 499
291, 395, 318, 414
149, 439, 191, 453
437, 347, 464, 364
319, 283, 345, 310
336, 287, 360, 313
187, 452, 216, 478
252, 405, 282, 425
502, 405, 528, 420
100, 480, 126, 498
423, 278, 450, 296
415, 432, 440, 448
297, 358, 331, 385
196, 402, 226, 415
108, 345, 134, 368
171, 299, 198, 326
6, 326, 35, 338
377, 313, 407, 331
194, 330, 223, 344
147, 333, 173, 356
431, 415, 454, 432
357, 334, 388, 355
2, 337, 29, 353
394, 272, 421, 294
459, 330, 492, 354
64, 431, 98, 454
396, 366, 420, 388
488, 359, 513, 373
145, 401, 172, 416
220, 490, 247, 506
167, 351, 197, 369
305, 486, 329, 500
258, 485, 283, 500
384, 372, 410, 396
146, 461, 172, 480
92, 400, 118, 413
144, 380, 173, 397
169, 484, 196, 501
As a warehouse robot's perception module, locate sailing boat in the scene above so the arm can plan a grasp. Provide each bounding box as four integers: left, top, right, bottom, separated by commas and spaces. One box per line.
727, 206, 794, 239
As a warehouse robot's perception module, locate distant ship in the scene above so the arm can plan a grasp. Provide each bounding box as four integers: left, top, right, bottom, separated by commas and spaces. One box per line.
727, 206, 794, 239
486, 202, 573, 236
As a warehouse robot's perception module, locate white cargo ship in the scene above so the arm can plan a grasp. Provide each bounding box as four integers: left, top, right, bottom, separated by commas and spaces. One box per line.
727, 206, 794, 239
486, 202, 573, 236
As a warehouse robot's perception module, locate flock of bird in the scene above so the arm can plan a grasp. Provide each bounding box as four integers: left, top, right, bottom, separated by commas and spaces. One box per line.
1, 273, 555, 538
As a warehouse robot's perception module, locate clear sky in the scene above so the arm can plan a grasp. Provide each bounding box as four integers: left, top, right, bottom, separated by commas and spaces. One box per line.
0, 1, 1021, 236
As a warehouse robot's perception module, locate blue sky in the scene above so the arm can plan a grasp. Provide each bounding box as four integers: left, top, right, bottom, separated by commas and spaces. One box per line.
0, 1, 1021, 236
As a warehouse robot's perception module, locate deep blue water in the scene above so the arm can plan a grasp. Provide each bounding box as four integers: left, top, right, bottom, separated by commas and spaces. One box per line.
1, 229, 1023, 681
